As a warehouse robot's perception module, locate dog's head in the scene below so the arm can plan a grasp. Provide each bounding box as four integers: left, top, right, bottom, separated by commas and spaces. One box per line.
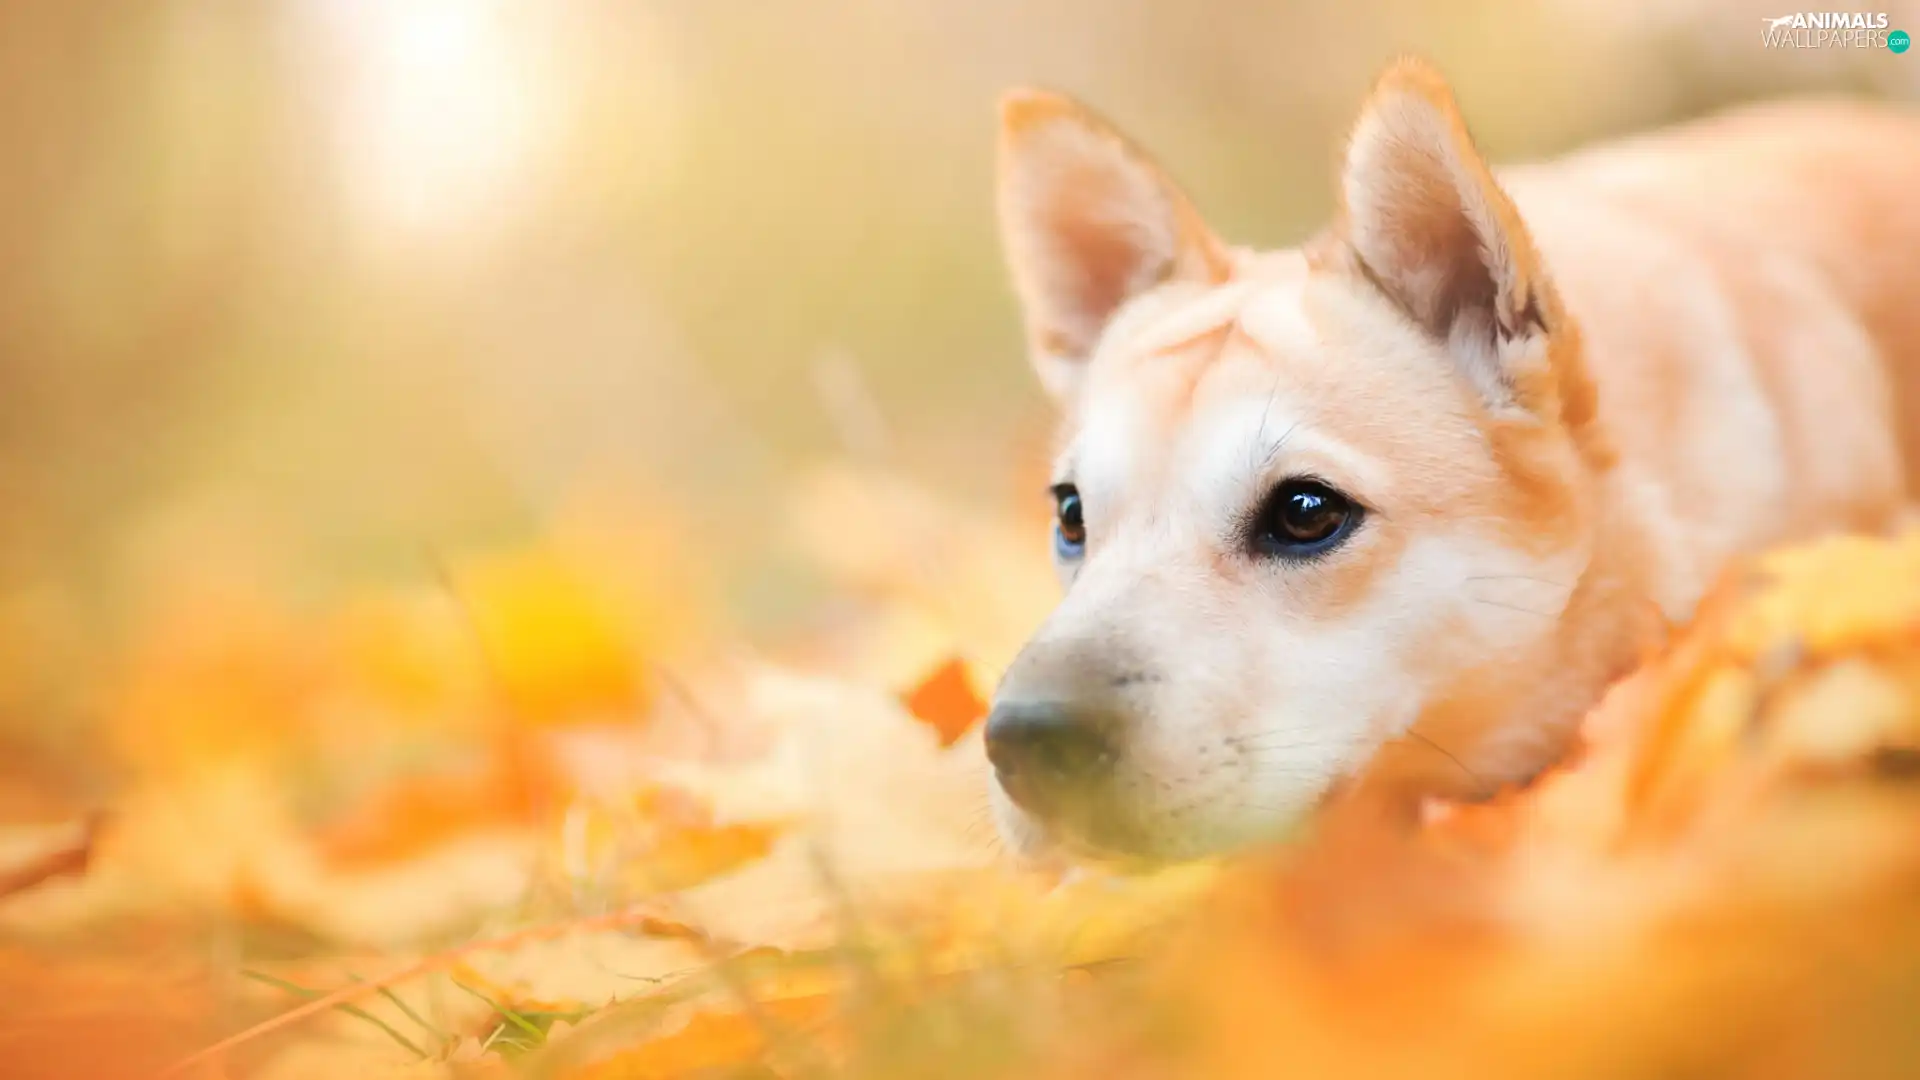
987, 59, 1609, 863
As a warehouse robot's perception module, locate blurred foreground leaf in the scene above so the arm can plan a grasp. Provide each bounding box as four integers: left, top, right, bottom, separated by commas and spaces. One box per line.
899, 656, 988, 749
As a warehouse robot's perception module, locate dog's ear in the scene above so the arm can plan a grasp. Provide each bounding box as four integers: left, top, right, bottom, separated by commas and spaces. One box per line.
1337, 58, 1556, 412
997, 90, 1230, 403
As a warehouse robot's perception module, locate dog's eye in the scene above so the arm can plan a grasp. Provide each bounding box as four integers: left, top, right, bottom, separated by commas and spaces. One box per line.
1252, 479, 1360, 558
1052, 483, 1086, 559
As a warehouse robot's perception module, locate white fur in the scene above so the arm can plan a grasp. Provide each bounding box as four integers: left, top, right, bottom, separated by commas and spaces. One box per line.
999, 279, 1588, 859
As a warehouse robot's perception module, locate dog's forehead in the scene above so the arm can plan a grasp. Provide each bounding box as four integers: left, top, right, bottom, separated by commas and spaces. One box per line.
1065, 257, 1323, 504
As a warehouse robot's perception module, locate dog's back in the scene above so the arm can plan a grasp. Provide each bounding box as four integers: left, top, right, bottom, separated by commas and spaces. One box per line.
1497, 100, 1920, 611
1538, 98, 1920, 374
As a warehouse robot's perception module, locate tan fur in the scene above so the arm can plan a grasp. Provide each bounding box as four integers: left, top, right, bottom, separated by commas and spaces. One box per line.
987, 57, 1920, 864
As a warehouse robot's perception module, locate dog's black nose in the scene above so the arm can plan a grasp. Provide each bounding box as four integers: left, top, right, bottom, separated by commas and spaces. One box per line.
984, 700, 1115, 810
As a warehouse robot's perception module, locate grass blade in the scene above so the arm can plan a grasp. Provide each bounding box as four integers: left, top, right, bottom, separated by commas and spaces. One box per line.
167, 905, 689, 1078
454, 979, 547, 1042
346, 969, 444, 1042
241, 969, 430, 1060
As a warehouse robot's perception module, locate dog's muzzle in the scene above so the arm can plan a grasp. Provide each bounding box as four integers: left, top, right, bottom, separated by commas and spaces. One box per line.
984, 698, 1120, 818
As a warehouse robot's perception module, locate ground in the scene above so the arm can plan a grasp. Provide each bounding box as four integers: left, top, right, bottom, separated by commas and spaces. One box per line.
5, 463, 1920, 1080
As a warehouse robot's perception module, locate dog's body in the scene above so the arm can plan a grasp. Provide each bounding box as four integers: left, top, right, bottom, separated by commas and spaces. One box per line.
983, 60, 1920, 863
1363, 96, 1920, 799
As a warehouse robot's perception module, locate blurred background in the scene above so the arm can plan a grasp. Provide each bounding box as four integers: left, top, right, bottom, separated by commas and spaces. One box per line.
2, 0, 1916, 762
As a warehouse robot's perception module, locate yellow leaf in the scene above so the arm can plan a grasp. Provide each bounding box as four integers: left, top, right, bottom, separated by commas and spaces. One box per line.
331, 590, 487, 722
559, 994, 837, 1080
448, 548, 648, 727
628, 820, 786, 895
557, 784, 790, 897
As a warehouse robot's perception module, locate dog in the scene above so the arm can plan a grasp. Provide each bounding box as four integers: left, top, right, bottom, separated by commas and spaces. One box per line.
983, 57, 1920, 865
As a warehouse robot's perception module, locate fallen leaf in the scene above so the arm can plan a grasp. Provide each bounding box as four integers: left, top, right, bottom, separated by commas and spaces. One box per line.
0, 814, 100, 902
631, 820, 787, 895
448, 548, 649, 727
556, 783, 792, 899
316, 732, 566, 870
899, 656, 988, 748
558, 993, 838, 1080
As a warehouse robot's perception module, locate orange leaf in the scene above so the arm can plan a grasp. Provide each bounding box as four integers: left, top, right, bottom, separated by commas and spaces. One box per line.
447, 961, 590, 1019
562, 994, 837, 1080
900, 656, 987, 748
558, 785, 790, 895
316, 732, 565, 869
634, 820, 786, 894
0, 814, 99, 901
107, 589, 323, 777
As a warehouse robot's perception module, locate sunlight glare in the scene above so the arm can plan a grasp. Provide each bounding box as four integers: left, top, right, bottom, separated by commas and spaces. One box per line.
307, 0, 547, 239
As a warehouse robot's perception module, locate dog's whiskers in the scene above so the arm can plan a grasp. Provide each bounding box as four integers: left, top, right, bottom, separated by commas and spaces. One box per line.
1470, 596, 1560, 620
959, 805, 1007, 856
1402, 729, 1491, 796
1225, 733, 1339, 753
1230, 747, 1341, 762
1258, 419, 1302, 471
1464, 573, 1573, 588
1248, 376, 1288, 472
